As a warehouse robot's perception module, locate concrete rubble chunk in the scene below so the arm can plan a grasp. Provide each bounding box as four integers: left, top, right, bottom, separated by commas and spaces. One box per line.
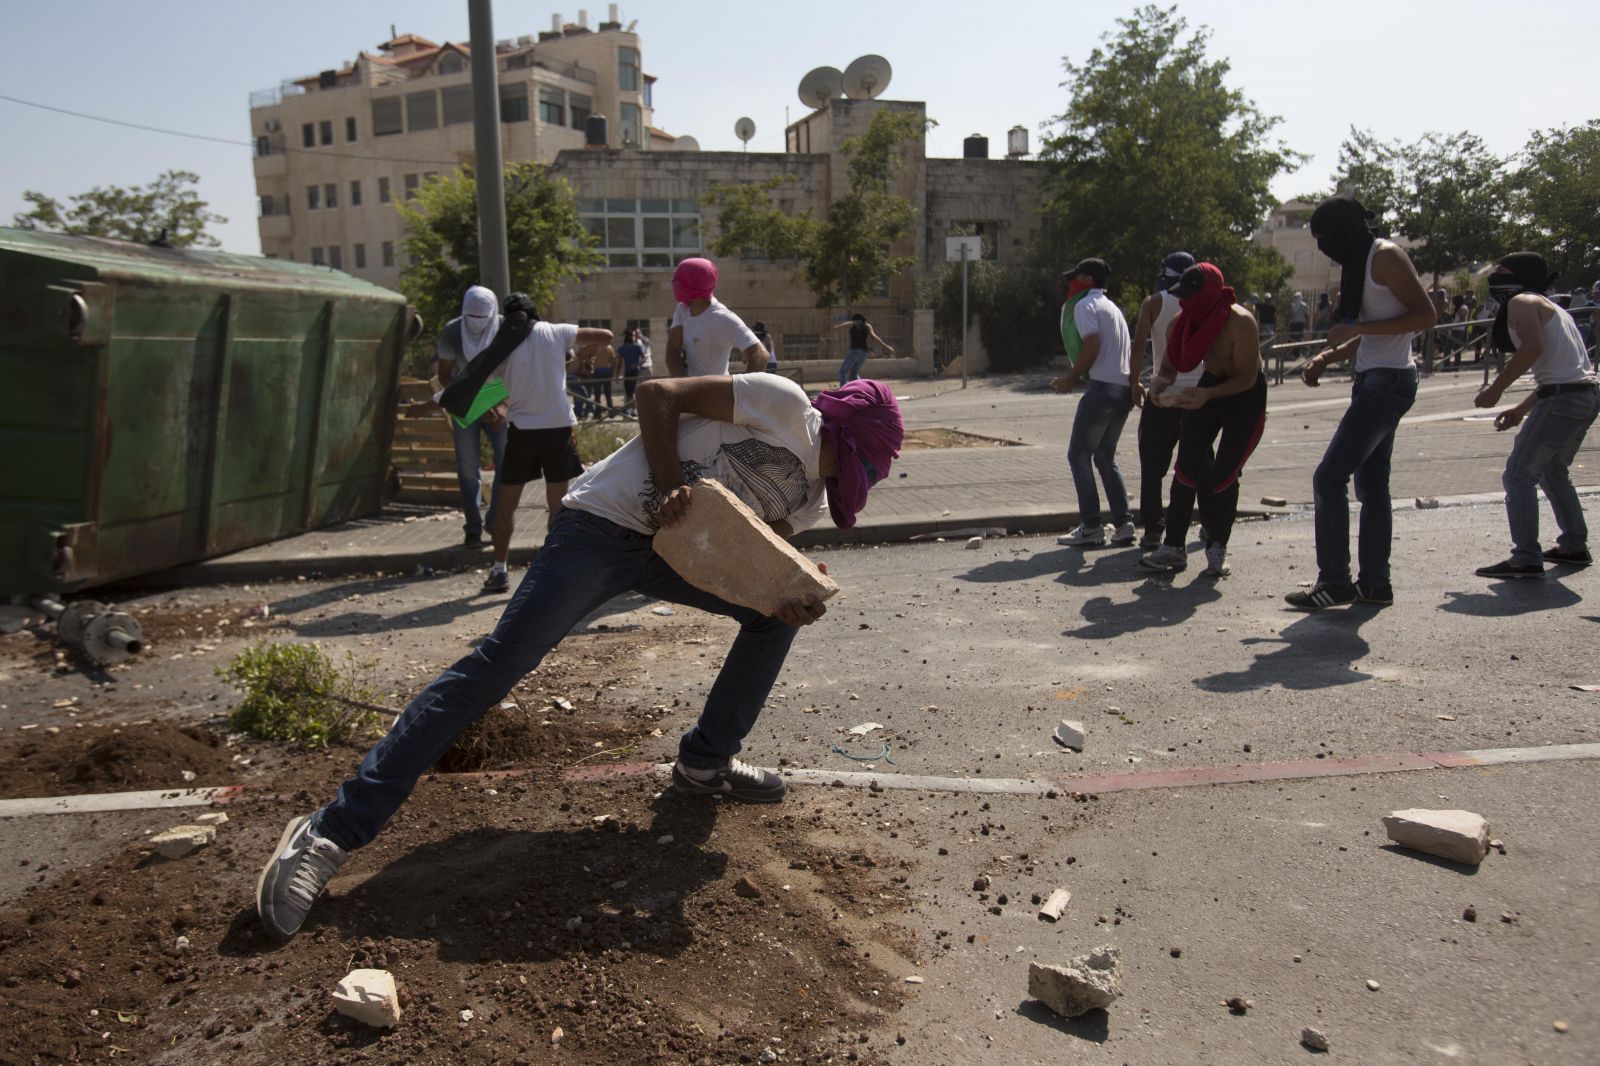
1038, 887, 1072, 922
1028, 944, 1122, 1017
1053, 720, 1086, 751
194, 812, 228, 826
1301, 1026, 1330, 1050
651, 478, 840, 616
1260, 495, 1288, 507
332, 968, 402, 1028
150, 824, 216, 859
965, 536, 983, 549
1381, 808, 1490, 865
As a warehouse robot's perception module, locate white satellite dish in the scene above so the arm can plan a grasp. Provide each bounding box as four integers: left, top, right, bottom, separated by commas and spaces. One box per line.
798, 66, 844, 111
842, 55, 892, 99
734, 116, 756, 144
671, 135, 701, 152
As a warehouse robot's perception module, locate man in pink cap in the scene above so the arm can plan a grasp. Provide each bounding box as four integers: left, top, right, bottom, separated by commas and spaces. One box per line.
666, 256, 770, 376
256, 368, 903, 940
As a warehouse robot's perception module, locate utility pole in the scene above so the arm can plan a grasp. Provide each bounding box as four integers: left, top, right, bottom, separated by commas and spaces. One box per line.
959, 242, 969, 389
467, 0, 510, 298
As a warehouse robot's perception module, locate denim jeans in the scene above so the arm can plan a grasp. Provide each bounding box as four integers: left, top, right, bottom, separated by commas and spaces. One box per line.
451, 417, 508, 538
1067, 379, 1133, 527
839, 348, 869, 386
1312, 366, 1418, 586
1137, 403, 1183, 540
315, 509, 800, 851
1504, 387, 1600, 565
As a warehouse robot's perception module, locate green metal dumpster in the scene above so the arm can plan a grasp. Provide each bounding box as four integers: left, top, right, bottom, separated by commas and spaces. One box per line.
0, 227, 412, 596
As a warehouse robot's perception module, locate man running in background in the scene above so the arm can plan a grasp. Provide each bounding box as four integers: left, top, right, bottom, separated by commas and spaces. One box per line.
830, 313, 895, 385
667, 258, 769, 377
1128, 251, 1194, 550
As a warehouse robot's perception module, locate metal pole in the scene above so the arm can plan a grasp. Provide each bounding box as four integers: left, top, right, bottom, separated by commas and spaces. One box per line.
960, 244, 969, 389
468, 0, 510, 298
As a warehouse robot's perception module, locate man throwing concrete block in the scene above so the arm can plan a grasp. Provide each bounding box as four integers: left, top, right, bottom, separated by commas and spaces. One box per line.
256, 375, 903, 939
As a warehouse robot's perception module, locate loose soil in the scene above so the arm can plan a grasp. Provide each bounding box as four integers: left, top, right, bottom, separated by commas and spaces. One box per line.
899, 428, 1017, 450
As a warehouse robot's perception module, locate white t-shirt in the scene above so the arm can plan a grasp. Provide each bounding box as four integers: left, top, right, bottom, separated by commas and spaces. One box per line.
1074, 289, 1131, 385
671, 298, 760, 376
495, 321, 579, 429
562, 374, 827, 535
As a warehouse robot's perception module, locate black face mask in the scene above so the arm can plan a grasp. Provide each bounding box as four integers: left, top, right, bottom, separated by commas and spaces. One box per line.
1487, 275, 1521, 303
1309, 196, 1377, 320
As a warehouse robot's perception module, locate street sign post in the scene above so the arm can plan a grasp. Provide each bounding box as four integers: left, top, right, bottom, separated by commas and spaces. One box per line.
945, 236, 982, 388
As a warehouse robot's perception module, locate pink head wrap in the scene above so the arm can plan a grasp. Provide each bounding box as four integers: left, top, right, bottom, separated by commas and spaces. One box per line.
811, 379, 904, 529
671, 257, 719, 304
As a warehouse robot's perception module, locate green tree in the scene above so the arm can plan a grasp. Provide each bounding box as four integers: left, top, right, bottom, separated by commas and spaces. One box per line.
1331, 127, 1403, 233
1039, 4, 1302, 312
1506, 120, 1600, 284
1393, 132, 1505, 284
704, 108, 927, 308
396, 162, 601, 337
11, 169, 225, 247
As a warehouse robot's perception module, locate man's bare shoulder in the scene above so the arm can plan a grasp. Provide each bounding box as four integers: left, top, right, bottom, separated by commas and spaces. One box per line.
1226, 304, 1258, 335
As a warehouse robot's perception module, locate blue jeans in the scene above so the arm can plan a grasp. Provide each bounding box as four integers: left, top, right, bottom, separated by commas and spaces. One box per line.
1504, 387, 1600, 565
451, 417, 508, 538
315, 509, 800, 851
1067, 379, 1133, 527
1312, 366, 1418, 586
839, 348, 869, 386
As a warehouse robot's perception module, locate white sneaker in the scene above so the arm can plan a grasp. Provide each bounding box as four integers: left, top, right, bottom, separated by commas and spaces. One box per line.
1138, 544, 1188, 572
1109, 521, 1137, 546
1204, 542, 1231, 577
1057, 523, 1107, 547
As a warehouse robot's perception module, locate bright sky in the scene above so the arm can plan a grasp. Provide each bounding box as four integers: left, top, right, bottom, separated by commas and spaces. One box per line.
2, 0, 1590, 254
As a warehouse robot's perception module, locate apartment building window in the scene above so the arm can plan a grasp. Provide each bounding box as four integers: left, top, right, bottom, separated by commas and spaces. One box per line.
323, 182, 338, 209
643, 78, 653, 108
311, 246, 325, 266
406, 90, 438, 131
353, 243, 366, 269
403, 174, 419, 199
306, 185, 320, 210
349, 180, 362, 207
378, 177, 391, 203
579, 197, 700, 269
441, 85, 473, 126
538, 88, 565, 125
500, 84, 529, 123
328, 245, 343, 270
381, 241, 394, 267
319, 120, 333, 146
259, 194, 289, 217
301, 123, 315, 148
618, 46, 639, 91
577, 318, 614, 332
345, 116, 357, 142
372, 97, 403, 136
569, 93, 592, 130
619, 103, 642, 148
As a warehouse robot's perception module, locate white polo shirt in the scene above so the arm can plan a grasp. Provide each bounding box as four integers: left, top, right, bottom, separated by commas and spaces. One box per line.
671, 298, 760, 376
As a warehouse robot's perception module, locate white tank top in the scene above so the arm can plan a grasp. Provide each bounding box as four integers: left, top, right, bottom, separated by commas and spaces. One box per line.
1151, 292, 1204, 387
1355, 240, 1415, 372
1510, 299, 1596, 388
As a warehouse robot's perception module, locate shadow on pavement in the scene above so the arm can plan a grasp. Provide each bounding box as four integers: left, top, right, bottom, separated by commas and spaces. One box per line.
1066, 579, 1223, 640
957, 547, 1147, 587
1194, 609, 1375, 693
1015, 1001, 1110, 1042
1438, 581, 1582, 616
1378, 844, 1483, 876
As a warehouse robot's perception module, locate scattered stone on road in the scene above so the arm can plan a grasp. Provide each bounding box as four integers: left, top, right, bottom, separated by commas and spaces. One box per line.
1462, 906, 1477, 922
1224, 996, 1253, 1014
1053, 720, 1086, 751
965, 536, 983, 549
1415, 496, 1441, 509
1554, 1020, 1569, 1033
1381, 808, 1490, 865
734, 876, 763, 899
1038, 887, 1072, 922
1301, 1026, 1330, 1051
194, 812, 228, 826
1260, 495, 1288, 507
332, 968, 402, 1028
1028, 945, 1122, 1018
150, 824, 216, 859
1366, 979, 1381, 992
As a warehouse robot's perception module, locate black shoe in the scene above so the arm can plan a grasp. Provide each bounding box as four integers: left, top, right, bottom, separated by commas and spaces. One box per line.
481, 568, 510, 593
1543, 546, 1593, 567
1475, 558, 1545, 579
464, 530, 485, 548
1284, 582, 1357, 610
1354, 579, 1394, 606
1139, 530, 1163, 551
672, 758, 786, 803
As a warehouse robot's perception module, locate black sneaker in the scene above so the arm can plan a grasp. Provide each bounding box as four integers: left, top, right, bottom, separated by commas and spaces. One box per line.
481, 568, 510, 593
1355, 579, 1394, 606
1543, 547, 1593, 568
256, 814, 348, 940
1139, 530, 1164, 551
1475, 558, 1545, 579
464, 530, 486, 548
672, 758, 786, 803
1284, 582, 1358, 610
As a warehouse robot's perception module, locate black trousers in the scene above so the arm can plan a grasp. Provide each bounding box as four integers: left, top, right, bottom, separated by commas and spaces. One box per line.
1137, 403, 1184, 539
1164, 372, 1268, 549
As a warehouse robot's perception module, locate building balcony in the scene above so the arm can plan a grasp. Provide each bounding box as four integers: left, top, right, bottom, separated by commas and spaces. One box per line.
258, 214, 291, 241
254, 152, 286, 179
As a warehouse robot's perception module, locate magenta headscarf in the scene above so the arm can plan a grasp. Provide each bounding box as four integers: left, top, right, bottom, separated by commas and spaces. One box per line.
672, 257, 719, 304
812, 379, 904, 529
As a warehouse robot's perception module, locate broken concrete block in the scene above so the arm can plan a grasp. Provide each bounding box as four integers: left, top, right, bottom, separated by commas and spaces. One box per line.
1260, 495, 1288, 507
965, 536, 983, 549
652, 478, 840, 616
1053, 720, 1086, 751
1028, 945, 1122, 1017
1301, 1026, 1330, 1051
333, 968, 402, 1028
1038, 887, 1072, 922
194, 812, 228, 826
150, 824, 216, 859
1381, 808, 1490, 865
1415, 496, 1441, 509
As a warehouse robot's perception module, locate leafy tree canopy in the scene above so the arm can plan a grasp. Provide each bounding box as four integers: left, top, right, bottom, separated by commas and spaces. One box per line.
1506, 120, 1600, 285
11, 170, 225, 248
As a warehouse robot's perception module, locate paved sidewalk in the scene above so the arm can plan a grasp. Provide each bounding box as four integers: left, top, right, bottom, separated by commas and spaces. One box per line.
149, 366, 1600, 585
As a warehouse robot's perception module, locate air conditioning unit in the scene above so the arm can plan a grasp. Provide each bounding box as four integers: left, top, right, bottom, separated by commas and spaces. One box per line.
263, 119, 281, 132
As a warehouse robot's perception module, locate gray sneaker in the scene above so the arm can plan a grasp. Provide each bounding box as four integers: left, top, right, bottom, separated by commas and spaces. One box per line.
1138, 544, 1188, 572
672, 758, 786, 803
256, 814, 348, 940
1109, 521, 1137, 546
1057, 523, 1107, 547
1203, 542, 1231, 577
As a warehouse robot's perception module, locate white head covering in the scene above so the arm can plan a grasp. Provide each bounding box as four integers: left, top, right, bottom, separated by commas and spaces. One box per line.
460, 285, 501, 360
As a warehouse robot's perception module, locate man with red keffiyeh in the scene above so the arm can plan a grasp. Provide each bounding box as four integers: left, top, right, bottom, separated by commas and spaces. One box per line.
1138, 263, 1267, 577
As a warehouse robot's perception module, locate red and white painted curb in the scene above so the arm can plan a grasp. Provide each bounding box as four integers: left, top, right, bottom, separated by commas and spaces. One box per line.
4, 742, 1596, 818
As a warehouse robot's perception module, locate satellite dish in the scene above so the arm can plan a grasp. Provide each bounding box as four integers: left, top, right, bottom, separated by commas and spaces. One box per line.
797, 66, 844, 111
670, 135, 701, 152
734, 117, 756, 144
843, 54, 892, 99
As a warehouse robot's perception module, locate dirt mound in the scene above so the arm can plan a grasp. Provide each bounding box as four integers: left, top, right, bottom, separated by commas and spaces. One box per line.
0, 724, 241, 799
